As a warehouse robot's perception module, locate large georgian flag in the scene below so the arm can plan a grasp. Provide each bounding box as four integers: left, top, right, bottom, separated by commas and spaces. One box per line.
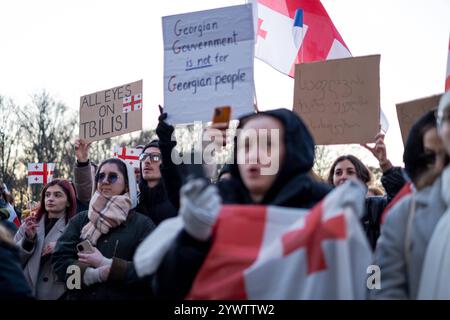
253, 0, 351, 77
187, 181, 371, 299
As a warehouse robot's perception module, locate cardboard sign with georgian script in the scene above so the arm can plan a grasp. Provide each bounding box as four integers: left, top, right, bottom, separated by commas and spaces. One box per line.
396, 94, 442, 145
162, 4, 254, 124
79, 80, 143, 142
293, 55, 380, 145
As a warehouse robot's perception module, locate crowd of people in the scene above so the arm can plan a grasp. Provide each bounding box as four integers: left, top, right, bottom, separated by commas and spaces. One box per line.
1, 90, 450, 300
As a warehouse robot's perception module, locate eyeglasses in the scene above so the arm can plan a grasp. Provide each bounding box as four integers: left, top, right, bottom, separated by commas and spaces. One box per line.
139, 152, 161, 163
96, 172, 119, 184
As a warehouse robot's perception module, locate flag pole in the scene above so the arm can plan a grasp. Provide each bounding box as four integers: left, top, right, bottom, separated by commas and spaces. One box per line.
253, 81, 259, 113
300, 24, 304, 64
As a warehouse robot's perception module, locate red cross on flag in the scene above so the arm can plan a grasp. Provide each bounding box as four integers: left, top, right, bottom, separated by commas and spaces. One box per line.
27, 163, 55, 185
187, 180, 371, 299
123, 93, 142, 113
113, 146, 140, 168
254, 0, 351, 77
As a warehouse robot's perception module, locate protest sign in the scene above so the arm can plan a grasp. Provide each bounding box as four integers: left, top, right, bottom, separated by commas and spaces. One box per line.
79, 80, 143, 142
396, 94, 442, 145
162, 4, 254, 124
293, 55, 380, 145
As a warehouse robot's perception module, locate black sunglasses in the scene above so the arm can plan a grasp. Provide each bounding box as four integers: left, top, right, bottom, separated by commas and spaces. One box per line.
139, 152, 161, 162
96, 172, 119, 184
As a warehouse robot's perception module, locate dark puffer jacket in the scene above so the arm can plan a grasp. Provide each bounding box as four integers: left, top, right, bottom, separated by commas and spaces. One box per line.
152, 108, 332, 299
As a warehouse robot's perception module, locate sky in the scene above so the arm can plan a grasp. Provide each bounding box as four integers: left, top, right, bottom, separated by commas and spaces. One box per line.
1, 0, 449, 166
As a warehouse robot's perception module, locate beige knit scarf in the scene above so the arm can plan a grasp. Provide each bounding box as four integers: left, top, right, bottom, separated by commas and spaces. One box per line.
80, 191, 131, 245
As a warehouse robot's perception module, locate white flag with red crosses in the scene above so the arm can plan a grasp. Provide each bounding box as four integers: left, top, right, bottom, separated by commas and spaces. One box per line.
187, 180, 371, 299
134, 180, 372, 299
27, 163, 55, 185
123, 93, 142, 113
113, 146, 140, 169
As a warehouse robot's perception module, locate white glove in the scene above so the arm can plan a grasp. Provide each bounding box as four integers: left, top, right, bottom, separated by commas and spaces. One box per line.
180, 179, 222, 241
83, 264, 110, 286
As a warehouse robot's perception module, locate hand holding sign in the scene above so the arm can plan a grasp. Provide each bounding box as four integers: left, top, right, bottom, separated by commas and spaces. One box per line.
74, 138, 92, 163
361, 132, 392, 172
156, 112, 175, 144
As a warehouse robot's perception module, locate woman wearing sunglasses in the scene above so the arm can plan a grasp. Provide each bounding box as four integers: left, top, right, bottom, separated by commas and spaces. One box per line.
52, 158, 155, 299
136, 140, 177, 226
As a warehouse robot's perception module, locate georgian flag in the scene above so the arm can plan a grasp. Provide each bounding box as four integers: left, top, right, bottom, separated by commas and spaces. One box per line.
27, 163, 55, 185
134, 180, 372, 299
253, 0, 351, 77
113, 146, 140, 169
123, 93, 142, 113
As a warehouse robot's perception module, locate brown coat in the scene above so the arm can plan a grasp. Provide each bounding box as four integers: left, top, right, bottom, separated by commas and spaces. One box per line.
14, 216, 67, 300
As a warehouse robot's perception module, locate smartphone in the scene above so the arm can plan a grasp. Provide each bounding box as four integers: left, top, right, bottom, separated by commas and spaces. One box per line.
212, 106, 231, 124
76, 239, 94, 253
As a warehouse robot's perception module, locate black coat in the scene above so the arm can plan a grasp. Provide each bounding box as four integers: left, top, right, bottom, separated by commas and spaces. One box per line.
0, 239, 33, 299
363, 166, 406, 250
52, 210, 155, 300
153, 108, 332, 299
136, 180, 178, 226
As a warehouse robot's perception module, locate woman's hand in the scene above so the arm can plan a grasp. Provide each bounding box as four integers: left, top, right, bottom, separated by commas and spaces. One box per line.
74, 138, 91, 163
362, 133, 392, 172
24, 216, 38, 241
78, 247, 109, 268
42, 241, 56, 256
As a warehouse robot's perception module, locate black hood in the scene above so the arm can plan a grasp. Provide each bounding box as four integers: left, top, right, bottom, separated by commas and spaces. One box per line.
219, 108, 327, 207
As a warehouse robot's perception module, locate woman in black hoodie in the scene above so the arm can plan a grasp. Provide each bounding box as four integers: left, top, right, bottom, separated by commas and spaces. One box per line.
151, 108, 332, 299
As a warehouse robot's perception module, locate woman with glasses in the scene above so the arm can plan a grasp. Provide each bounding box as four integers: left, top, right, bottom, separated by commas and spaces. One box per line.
52, 158, 155, 299
373, 92, 450, 299
136, 140, 177, 226
14, 179, 76, 299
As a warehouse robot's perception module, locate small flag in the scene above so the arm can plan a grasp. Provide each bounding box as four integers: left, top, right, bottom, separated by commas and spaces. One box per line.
27, 163, 55, 185
113, 146, 140, 169
123, 93, 142, 113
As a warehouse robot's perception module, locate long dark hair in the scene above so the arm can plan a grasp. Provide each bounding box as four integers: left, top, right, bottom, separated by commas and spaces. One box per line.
35, 179, 77, 223
327, 155, 371, 186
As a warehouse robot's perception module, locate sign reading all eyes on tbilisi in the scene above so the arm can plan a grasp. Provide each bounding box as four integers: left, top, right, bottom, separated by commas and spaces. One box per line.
162, 4, 255, 124
79, 80, 143, 142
